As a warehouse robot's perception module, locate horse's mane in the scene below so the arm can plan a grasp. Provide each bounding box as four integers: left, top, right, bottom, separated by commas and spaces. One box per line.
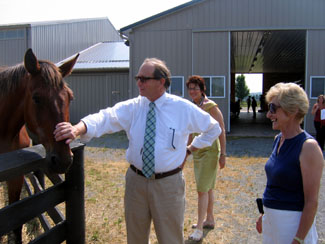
0, 64, 27, 97
0, 61, 66, 97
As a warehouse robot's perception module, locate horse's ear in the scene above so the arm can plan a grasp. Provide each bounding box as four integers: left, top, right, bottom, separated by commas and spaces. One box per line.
59, 53, 79, 77
24, 48, 41, 75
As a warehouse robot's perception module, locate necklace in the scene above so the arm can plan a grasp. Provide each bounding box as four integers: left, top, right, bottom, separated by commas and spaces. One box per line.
193, 96, 204, 107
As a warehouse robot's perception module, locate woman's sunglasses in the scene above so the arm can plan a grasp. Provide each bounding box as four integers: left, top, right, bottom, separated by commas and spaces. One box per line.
268, 103, 281, 114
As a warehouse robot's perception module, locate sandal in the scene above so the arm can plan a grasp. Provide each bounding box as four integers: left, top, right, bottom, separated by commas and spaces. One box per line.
192, 223, 215, 229
189, 229, 203, 241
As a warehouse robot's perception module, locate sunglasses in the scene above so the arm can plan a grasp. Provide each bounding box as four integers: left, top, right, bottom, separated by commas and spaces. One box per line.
134, 76, 159, 83
268, 103, 281, 114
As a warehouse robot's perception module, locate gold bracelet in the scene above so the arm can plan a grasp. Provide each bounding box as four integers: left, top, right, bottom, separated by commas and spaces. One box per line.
294, 236, 304, 244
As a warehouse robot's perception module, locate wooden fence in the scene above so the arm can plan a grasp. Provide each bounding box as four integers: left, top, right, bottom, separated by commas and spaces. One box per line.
0, 142, 85, 244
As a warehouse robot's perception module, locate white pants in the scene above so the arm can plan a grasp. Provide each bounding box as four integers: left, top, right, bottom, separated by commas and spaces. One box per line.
262, 207, 318, 244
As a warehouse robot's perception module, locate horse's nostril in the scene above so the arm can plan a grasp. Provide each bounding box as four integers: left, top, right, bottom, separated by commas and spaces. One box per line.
51, 155, 58, 166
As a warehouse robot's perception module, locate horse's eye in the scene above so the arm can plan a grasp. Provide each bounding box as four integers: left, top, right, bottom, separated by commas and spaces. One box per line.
32, 95, 41, 105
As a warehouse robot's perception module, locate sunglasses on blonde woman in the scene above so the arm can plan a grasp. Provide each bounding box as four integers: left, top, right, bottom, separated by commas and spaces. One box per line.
268, 103, 281, 114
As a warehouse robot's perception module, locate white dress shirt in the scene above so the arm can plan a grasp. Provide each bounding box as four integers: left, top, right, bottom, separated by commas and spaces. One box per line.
81, 92, 221, 173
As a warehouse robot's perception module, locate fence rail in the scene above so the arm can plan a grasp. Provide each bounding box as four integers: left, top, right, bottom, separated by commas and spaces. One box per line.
0, 142, 85, 244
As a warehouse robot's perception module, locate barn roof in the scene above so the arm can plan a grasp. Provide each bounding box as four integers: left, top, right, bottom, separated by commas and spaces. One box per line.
0, 17, 111, 28
59, 41, 129, 72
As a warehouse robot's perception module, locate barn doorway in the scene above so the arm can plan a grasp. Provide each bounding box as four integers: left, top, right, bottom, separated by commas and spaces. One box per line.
229, 30, 306, 136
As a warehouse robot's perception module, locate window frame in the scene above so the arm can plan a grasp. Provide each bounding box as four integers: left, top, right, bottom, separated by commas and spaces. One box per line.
310, 76, 325, 99
168, 76, 185, 97
202, 76, 226, 98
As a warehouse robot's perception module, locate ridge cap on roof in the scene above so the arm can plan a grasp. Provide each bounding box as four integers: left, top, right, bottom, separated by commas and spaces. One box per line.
0, 17, 110, 28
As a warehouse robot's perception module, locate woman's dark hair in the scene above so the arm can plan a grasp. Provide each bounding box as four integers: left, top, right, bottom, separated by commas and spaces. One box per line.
186, 75, 206, 96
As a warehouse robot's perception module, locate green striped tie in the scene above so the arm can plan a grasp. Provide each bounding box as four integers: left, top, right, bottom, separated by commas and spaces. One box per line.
142, 102, 156, 178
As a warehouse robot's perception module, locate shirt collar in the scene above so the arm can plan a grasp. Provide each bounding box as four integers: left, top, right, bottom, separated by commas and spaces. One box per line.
142, 92, 167, 109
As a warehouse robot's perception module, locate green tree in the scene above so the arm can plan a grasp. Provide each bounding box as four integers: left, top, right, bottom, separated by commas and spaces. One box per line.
235, 74, 250, 100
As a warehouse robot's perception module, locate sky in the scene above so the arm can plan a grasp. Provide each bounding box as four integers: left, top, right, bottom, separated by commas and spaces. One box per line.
236, 74, 263, 94
0, 0, 189, 30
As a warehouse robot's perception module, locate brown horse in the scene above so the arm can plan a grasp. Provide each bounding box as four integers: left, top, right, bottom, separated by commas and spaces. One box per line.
0, 49, 78, 243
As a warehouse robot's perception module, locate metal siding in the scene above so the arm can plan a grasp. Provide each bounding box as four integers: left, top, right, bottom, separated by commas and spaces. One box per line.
130, 30, 192, 97
31, 19, 121, 63
0, 27, 28, 66
305, 30, 325, 133
66, 72, 129, 123
134, 0, 325, 32
193, 31, 229, 130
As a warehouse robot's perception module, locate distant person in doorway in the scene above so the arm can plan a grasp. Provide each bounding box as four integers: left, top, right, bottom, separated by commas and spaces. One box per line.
247, 96, 251, 113
311, 94, 325, 150
260, 94, 266, 112
256, 82, 323, 244
235, 99, 241, 117
186, 75, 226, 242
252, 97, 257, 118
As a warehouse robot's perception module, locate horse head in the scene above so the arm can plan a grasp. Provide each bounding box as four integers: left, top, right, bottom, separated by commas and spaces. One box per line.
23, 49, 79, 174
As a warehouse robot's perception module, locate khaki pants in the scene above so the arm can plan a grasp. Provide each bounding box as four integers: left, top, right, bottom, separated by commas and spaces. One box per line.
124, 167, 185, 244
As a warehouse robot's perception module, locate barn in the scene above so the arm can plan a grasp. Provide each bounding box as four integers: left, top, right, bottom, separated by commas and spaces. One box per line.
0, 17, 121, 65
0, 17, 129, 124
63, 41, 130, 123
120, 0, 325, 134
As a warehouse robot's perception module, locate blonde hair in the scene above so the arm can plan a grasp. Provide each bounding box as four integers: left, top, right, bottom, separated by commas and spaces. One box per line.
265, 82, 309, 123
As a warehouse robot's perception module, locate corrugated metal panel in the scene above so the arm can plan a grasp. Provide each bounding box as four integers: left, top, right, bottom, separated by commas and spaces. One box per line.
66, 72, 129, 123
193, 31, 229, 128
130, 0, 325, 32
31, 18, 122, 63
68, 42, 129, 71
130, 30, 192, 98
305, 30, 325, 133
0, 27, 29, 66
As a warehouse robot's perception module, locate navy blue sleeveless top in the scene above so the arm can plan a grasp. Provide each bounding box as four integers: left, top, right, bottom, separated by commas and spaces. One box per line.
263, 131, 313, 211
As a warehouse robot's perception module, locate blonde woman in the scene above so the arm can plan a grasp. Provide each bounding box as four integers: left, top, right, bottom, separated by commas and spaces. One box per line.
256, 83, 324, 244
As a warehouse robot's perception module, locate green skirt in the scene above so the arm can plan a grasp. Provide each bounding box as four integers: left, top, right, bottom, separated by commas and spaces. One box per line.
193, 139, 220, 192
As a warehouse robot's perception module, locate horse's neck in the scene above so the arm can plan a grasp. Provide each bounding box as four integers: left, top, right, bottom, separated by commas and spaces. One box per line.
0, 85, 27, 142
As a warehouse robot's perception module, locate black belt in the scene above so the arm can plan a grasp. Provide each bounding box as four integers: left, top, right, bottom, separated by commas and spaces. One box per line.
130, 164, 182, 179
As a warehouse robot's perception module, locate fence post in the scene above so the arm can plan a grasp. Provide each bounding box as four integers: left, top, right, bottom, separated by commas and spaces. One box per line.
65, 145, 85, 244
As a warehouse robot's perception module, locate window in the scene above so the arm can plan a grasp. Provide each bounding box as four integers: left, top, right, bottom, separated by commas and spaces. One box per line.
0, 29, 25, 40
202, 76, 225, 98
168, 76, 184, 97
310, 76, 325, 98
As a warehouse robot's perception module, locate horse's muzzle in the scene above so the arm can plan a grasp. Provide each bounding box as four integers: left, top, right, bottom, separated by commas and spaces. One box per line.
47, 153, 73, 174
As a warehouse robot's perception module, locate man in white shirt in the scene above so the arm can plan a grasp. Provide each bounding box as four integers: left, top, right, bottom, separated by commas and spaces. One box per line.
54, 58, 221, 244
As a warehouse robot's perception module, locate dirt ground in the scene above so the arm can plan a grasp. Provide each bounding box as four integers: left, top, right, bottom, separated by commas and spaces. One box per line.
1, 133, 324, 243
83, 133, 325, 243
